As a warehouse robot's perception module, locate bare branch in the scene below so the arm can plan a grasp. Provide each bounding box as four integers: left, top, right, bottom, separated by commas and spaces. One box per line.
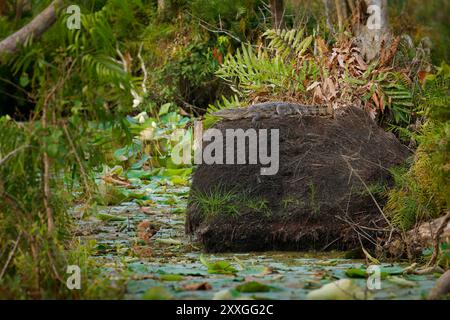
0, 232, 22, 280
0, 145, 30, 167
0, 0, 64, 55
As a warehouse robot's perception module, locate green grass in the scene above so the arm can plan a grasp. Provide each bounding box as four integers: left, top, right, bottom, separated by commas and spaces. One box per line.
192, 187, 271, 219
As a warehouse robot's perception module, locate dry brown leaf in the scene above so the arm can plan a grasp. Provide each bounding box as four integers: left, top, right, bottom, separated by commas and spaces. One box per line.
102, 175, 131, 187
182, 282, 212, 291
354, 54, 367, 70
324, 78, 337, 100
371, 92, 379, 110
313, 85, 325, 103
140, 207, 155, 215
132, 245, 153, 258
137, 220, 158, 243
306, 81, 321, 91
337, 55, 346, 68
316, 37, 329, 55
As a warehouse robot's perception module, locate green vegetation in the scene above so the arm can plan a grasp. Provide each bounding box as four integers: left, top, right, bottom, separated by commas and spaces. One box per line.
386, 64, 450, 230
192, 187, 270, 219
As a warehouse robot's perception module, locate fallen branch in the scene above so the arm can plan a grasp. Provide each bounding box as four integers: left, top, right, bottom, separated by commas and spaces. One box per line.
102, 175, 131, 188
0, 0, 64, 55
0, 145, 31, 167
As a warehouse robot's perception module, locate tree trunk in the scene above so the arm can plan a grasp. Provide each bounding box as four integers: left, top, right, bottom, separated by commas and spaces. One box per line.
428, 271, 450, 300
15, 0, 24, 21
353, 0, 391, 61
270, 0, 285, 29
0, 0, 63, 55
322, 0, 335, 34
334, 0, 348, 31
346, 0, 356, 15
0, 0, 8, 16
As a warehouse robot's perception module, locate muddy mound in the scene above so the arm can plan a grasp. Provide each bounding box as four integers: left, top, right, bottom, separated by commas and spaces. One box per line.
186, 107, 410, 252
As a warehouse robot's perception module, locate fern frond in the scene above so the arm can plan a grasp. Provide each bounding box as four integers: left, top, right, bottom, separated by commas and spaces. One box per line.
216, 44, 295, 96
263, 29, 313, 59
203, 95, 242, 129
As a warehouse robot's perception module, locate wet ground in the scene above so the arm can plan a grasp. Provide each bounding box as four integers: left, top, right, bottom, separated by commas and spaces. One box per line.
73, 180, 438, 300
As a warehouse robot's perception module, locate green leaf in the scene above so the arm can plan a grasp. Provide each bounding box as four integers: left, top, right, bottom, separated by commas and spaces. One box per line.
96, 213, 127, 222
160, 274, 184, 281
235, 281, 274, 293
19, 73, 30, 87
345, 268, 367, 278
159, 103, 172, 116
200, 255, 238, 275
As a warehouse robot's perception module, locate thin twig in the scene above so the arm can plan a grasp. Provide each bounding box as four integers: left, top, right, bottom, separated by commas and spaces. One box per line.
40, 58, 78, 233
0, 145, 31, 167
341, 155, 394, 231
62, 123, 91, 198
0, 232, 22, 280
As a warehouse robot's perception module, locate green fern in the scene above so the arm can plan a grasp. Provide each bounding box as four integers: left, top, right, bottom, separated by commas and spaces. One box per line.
420, 62, 450, 121
215, 29, 316, 100
216, 44, 295, 95
263, 28, 313, 59
377, 72, 415, 125
203, 95, 242, 129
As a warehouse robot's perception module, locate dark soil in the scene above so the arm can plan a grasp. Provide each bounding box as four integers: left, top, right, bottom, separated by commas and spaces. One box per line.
186, 107, 410, 252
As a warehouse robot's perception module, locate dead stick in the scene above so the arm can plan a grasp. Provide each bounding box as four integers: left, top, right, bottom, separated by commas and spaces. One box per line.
341, 155, 394, 230
0, 145, 30, 167
0, 232, 22, 280
42, 86, 54, 233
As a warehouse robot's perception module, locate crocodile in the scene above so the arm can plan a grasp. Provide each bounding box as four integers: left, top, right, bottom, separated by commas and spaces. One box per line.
211, 101, 333, 126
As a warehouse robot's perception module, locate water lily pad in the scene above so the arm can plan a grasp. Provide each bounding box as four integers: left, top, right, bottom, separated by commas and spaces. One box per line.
96, 213, 127, 222
235, 281, 276, 293
200, 255, 238, 275
160, 274, 184, 281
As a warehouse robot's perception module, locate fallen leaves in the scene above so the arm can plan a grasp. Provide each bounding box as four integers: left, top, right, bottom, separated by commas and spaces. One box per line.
182, 282, 212, 291
140, 206, 155, 215
137, 220, 158, 243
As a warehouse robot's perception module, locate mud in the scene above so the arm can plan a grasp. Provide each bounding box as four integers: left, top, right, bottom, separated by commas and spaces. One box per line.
186, 107, 410, 252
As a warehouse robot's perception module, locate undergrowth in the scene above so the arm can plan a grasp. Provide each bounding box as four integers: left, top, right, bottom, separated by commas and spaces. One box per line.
385, 63, 450, 230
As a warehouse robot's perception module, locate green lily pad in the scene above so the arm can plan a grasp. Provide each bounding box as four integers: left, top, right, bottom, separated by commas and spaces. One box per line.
96, 213, 127, 222
160, 274, 184, 281
200, 255, 238, 275
235, 281, 275, 293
